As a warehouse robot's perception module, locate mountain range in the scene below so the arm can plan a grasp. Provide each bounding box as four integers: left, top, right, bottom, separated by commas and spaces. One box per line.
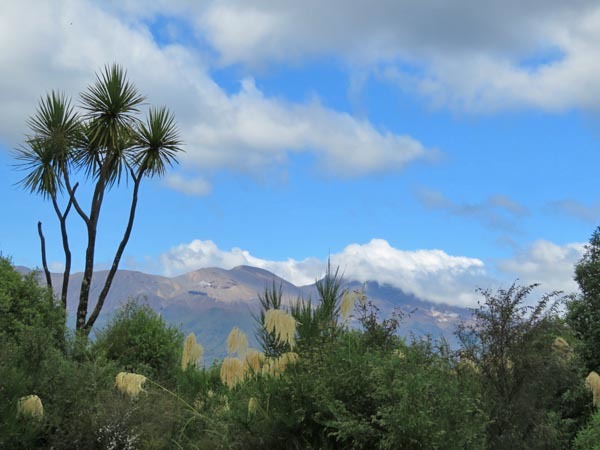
19, 265, 473, 363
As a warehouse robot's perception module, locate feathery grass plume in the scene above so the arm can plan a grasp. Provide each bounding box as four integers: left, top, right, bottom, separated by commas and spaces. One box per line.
586, 371, 600, 407
245, 348, 265, 374
227, 327, 249, 356
261, 357, 282, 378
181, 332, 204, 369
392, 349, 406, 359
278, 351, 299, 369
220, 357, 247, 389
115, 372, 147, 398
264, 308, 297, 348
552, 337, 573, 360
248, 397, 259, 416
17, 395, 43, 420
358, 291, 367, 307
340, 290, 355, 322
276, 352, 299, 373
458, 358, 479, 373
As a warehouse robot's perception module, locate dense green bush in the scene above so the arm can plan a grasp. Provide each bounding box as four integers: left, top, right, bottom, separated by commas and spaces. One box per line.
0, 257, 64, 344
1, 256, 598, 449
458, 284, 588, 450
573, 410, 600, 450
92, 299, 184, 383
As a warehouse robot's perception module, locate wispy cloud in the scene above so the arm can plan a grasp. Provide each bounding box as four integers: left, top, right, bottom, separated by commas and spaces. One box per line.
416, 188, 528, 231
546, 199, 600, 223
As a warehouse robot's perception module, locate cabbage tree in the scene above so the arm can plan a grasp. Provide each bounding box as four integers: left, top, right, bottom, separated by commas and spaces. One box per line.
16, 64, 183, 335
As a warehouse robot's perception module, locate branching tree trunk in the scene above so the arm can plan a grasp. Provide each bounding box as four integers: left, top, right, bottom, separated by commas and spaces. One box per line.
37, 221, 52, 289
84, 168, 145, 332
16, 64, 183, 337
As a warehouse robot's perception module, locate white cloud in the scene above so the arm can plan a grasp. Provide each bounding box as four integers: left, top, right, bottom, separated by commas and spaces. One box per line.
184, 78, 432, 176
164, 174, 212, 196
159, 237, 585, 306
0, 0, 434, 191
193, 0, 600, 112
46, 0, 600, 112
496, 239, 584, 294
159, 238, 487, 307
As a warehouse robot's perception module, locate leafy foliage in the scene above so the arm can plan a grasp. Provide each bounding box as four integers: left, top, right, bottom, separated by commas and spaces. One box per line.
568, 226, 600, 372
0, 256, 64, 344
92, 299, 183, 383
458, 283, 586, 450
2, 251, 599, 449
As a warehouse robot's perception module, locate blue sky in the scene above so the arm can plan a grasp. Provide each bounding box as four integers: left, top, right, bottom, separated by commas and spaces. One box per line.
1, 0, 599, 306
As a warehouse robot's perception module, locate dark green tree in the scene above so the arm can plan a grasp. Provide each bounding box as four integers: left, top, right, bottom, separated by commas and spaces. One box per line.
567, 226, 600, 372
16, 64, 183, 335
458, 284, 583, 450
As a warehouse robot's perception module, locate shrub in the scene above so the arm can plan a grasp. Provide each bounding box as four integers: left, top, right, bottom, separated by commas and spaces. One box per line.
92, 299, 183, 383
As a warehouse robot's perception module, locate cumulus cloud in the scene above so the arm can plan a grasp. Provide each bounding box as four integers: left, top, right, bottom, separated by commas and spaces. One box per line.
184, 78, 432, 176
416, 188, 528, 231
496, 239, 585, 294
192, 0, 600, 111
159, 238, 487, 307
47, 0, 600, 112
159, 237, 586, 306
0, 0, 434, 190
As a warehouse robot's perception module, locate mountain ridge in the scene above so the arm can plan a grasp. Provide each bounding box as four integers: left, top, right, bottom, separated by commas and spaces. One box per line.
24, 264, 472, 362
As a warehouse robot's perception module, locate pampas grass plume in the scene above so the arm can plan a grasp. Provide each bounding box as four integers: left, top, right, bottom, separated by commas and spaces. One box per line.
248, 397, 259, 415
221, 357, 247, 389
227, 327, 248, 356
115, 372, 147, 398
261, 357, 282, 378
553, 337, 573, 360
264, 309, 297, 348
182, 332, 204, 369
17, 395, 43, 419
586, 371, 600, 407
340, 290, 355, 322
245, 348, 265, 374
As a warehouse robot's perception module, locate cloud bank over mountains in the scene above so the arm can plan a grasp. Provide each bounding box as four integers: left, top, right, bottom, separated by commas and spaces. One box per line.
158, 238, 583, 307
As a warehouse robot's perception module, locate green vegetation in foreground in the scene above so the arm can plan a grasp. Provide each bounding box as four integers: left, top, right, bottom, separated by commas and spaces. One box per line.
4, 228, 600, 448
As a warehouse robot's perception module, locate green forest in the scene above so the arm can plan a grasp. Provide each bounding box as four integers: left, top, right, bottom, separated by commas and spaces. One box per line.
2, 227, 600, 449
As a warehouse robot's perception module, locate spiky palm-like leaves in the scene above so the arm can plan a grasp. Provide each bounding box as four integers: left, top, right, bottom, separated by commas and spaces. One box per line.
290, 260, 345, 347
134, 106, 181, 177
16, 63, 183, 334
16, 92, 80, 197
80, 64, 144, 185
